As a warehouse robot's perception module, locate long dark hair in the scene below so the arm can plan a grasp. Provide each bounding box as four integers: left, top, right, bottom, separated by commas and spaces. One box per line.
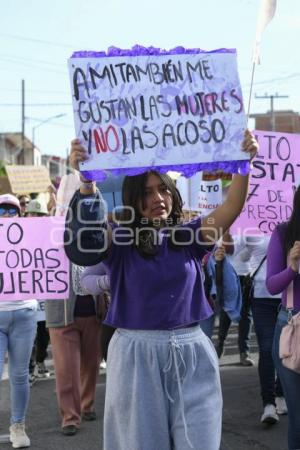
285, 186, 300, 253
120, 171, 184, 256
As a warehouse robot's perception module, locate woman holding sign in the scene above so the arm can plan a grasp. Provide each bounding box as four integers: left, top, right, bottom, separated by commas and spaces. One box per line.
64, 130, 258, 450
0, 194, 37, 449
266, 186, 300, 450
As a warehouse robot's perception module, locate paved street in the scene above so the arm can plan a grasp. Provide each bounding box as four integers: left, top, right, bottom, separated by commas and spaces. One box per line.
0, 326, 288, 450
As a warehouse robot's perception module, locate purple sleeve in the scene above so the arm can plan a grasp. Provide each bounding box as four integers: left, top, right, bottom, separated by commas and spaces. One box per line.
266, 227, 297, 295
80, 262, 109, 295
184, 216, 215, 255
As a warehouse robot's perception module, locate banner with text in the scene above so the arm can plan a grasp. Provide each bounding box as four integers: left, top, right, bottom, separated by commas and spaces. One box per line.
0, 217, 69, 301
68, 47, 247, 179
177, 173, 222, 213
6, 165, 51, 195
231, 131, 300, 235
198, 179, 222, 215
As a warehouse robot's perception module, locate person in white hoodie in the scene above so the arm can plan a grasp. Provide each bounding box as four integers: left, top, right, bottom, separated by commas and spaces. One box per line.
0, 194, 37, 448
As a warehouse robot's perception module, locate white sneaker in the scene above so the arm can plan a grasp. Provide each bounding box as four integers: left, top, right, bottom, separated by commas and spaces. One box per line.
36, 362, 50, 378
275, 396, 288, 415
260, 404, 279, 425
100, 361, 107, 370
9, 423, 30, 448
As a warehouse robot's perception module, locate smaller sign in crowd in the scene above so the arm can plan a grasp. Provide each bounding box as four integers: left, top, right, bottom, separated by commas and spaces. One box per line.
0, 217, 69, 301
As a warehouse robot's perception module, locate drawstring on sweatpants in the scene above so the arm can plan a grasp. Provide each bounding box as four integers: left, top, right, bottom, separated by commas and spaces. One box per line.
163, 335, 194, 449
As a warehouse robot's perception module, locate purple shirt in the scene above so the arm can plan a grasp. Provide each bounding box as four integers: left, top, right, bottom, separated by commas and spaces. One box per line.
266, 224, 300, 311
82, 217, 213, 330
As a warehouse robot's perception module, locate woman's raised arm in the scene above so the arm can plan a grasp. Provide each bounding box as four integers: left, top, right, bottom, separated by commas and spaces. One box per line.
64, 139, 112, 266
201, 130, 258, 245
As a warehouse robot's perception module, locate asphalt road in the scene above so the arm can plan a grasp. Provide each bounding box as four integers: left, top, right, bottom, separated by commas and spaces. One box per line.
0, 326, 288, 450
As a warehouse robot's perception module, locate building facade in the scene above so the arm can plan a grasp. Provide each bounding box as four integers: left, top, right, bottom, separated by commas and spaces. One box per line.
0, 132, 41, 166
251, 110, 300, 133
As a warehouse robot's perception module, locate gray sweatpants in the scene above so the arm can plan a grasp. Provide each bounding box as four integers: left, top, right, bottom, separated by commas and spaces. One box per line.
104, 325, 222, 450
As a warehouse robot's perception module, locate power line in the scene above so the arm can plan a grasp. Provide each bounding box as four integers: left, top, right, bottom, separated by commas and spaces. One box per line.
0, 32, 74, 49
0, 57, 67, 75
0, 52, 65, 68
250, 73, 300, 86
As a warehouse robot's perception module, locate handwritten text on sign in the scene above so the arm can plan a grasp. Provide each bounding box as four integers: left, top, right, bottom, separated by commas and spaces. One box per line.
6, 165, 51, 195
176, 173, 222, 213
68, 49, 247, 175
198, 179, 222, 215
0, 217, 69, 301
231, 131, 300, 235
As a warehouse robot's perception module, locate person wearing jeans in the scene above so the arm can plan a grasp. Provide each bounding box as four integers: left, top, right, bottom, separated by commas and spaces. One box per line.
272, 309, 300, 448
240, 235, 286, 424
0, 194, 38, 449
266, 188, 300, 450
252, 298, 285, 420
0, 309, 37, 418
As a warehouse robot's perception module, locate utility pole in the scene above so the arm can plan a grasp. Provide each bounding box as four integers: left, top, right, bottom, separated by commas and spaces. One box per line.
21, 79, 25, 162
255, 93, 289, 131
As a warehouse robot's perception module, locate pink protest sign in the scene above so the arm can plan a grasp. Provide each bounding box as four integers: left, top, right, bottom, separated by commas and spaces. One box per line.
231, 130, 300, 235
0, 217, 69, 301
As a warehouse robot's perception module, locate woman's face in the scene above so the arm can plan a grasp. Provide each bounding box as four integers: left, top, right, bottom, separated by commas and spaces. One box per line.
138, 173, 173, 220
19, 196, 30, 215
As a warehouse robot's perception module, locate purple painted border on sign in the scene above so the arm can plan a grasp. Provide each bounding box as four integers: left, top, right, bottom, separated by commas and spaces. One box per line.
71, 45, 236, 58
82, 160, 250, 182
71, 45, 246, 180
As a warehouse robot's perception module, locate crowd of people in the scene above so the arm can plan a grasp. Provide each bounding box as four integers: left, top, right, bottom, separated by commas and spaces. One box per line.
0, 128, 300, 450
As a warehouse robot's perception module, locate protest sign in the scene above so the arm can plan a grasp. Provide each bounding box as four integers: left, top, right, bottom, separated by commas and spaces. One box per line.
177, 173, 222, 213
198, 179, 222, 215
0, 217, 69, 301
68, 46, 248, 180
231, 130, 300, 235
6, 165, 51, 195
